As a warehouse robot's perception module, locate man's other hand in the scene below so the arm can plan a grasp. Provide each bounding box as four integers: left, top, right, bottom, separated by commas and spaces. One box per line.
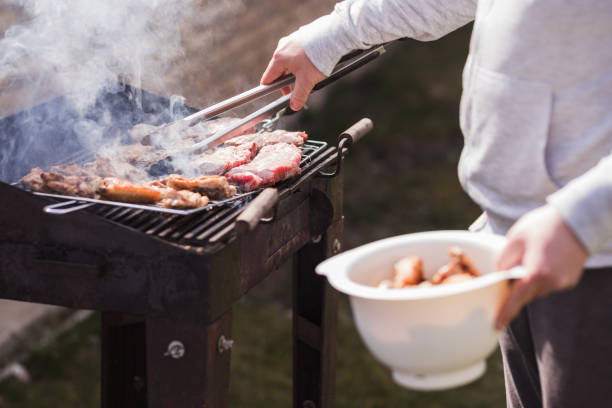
495, 205, 588, 329
260, 36, 325, 111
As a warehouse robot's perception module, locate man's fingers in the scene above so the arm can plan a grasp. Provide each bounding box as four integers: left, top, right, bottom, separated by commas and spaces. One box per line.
289, 76, 314, 111
497, 237, 524, 271
281, 86, 291, 95
495, 277, 538, 330
260, 58, 287, 85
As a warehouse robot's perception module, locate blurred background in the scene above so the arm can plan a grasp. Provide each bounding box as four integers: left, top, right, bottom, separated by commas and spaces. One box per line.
0, 0, 505, 406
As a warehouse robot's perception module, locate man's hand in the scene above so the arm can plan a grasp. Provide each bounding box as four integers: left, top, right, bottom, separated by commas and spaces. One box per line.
260, 36, 325, 111
495, 205, 588, 330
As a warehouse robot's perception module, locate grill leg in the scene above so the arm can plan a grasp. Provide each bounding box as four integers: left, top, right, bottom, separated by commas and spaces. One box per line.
145, 312, 233, 408
293, 222, 341, 408
101, 313, 147, 408
100, 311, 233, 408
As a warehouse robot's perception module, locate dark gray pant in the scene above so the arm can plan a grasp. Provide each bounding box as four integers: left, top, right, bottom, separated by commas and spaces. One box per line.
499, 267, 612, 408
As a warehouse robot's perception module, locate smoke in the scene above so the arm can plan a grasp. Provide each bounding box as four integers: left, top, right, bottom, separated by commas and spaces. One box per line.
0, 0, 242, 182
0, 0, 191, 112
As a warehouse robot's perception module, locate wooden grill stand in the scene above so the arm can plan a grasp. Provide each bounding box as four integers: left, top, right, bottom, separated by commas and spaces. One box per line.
0, 119, 372, 407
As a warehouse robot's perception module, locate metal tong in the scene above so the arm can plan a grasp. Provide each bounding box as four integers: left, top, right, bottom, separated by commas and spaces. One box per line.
147, 43, 387, 152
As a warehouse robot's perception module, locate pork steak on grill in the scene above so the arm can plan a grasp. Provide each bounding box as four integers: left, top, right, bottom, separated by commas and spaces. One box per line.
191, 142, 257, 176
225, 129, 307, 151
226, 143, 302, 191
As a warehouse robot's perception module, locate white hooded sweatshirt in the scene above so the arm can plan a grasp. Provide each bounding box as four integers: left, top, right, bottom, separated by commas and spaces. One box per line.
294, 0, 612, 267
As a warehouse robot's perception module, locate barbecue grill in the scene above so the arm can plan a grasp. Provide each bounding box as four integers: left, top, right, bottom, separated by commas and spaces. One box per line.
0, 84, 372, 407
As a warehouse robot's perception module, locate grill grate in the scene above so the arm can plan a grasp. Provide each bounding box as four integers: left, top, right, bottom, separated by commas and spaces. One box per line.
43, 139, 339, 248
30, 139, 328, 216
103, 142, 338, 247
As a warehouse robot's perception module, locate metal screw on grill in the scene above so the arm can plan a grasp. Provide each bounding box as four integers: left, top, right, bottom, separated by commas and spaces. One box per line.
332, 239, 342, 254
164, 341, 185, 359
218, 335, 234, 354
302, 400, 316, 408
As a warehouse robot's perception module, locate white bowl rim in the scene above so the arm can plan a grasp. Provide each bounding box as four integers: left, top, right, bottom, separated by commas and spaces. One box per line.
316, 230, 525, 301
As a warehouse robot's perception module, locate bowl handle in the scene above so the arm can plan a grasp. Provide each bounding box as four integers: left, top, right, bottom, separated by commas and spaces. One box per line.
315, 250, 355, 277
498, 265, 528, 280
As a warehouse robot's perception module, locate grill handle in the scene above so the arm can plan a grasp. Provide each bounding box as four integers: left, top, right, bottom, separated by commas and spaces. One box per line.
43, 200, 96, 214
235, 187, 279, 235
339, 118, 373, 145
318, 118, 374, 179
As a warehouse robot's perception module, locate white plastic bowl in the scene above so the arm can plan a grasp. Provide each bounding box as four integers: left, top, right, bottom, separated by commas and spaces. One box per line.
316, 230, 525, 391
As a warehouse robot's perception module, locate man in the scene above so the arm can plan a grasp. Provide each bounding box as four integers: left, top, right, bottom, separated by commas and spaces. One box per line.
260, 1, 612, 406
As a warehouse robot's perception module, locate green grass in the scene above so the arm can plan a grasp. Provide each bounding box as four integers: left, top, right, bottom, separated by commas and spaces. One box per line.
0, 316, 100, 408
0, 23, 506, 407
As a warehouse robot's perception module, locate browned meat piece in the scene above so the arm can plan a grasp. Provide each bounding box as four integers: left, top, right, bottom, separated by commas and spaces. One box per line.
440, 273, 475, 285
96, 144, 167, 168
431, 246, 480, 284
19, 167, 47, 191
19, 165, 99, 196
40, 172, 99, 197
84, 156, 150, 183
161, 190, 209, 209
167, 174, 236, 200
147, 178, 169, 189
431, 259, 462, 285
225, 130, 308, 151
449, 246, 480, 276
191, 142, 257, 176
48, 163, 97, 178
390, 256, 423, 288
226, 143, 302, 191
97, 178, 162, 204
378, 256, 424, 289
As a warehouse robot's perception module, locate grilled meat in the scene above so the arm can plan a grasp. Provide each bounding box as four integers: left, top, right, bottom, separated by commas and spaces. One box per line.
225, 130, 308, 151
48, 163, 97, 178
192, 142, 256, 176
391, 256, 423, 287
160, 189, 209, 209
98, 178, 163, 204
96, 144, 167, 169
167, 174, 236, 200
431, 246, 480, 284
40, 172, 99, 197
20, 165, 99, 197
83, 156, 150, 183
439, 273, 474, 285
20, 117, 308, 209
19, 167, 47, 191
226, 143, 302, 191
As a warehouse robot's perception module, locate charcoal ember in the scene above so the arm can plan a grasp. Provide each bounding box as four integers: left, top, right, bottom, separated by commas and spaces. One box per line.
148, 158, 177, 178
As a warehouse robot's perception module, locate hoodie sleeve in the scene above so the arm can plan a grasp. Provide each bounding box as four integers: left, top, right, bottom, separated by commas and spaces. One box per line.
547, 153, 612, 254
291, 0, 477, 76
